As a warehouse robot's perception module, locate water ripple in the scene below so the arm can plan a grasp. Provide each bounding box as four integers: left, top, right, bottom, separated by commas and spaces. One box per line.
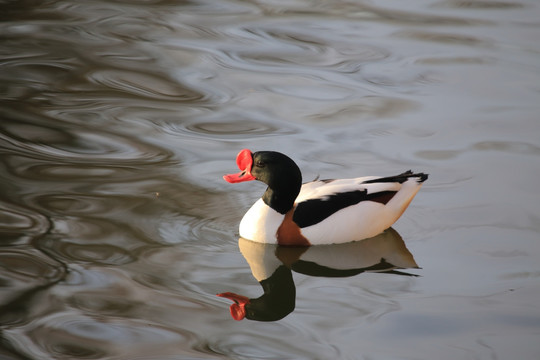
0, 200, 51, 245
416, 140, 540, 160
0, 249, 64, 287
202, 325, 340, 359
87, 69, 204, 102
225, 21, 389, 72
43, 241, 136, 266
165, 118, 294, 140
395, 30, 494, 48
0, 248, 66, 324
0, 115, 172, 165
26, 313, 194, 359
436, 0, 526, 9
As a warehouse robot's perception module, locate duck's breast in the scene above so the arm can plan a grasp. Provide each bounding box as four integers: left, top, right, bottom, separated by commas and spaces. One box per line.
239, 198, 284, 244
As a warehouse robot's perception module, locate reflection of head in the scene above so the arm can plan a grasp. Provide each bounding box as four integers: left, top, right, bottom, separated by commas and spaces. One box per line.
218, 265, 295, 321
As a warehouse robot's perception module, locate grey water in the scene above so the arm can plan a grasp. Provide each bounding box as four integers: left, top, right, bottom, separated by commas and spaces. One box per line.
1, 0, 540, 359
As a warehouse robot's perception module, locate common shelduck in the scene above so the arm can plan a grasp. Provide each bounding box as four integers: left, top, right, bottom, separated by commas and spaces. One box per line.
217, 230, 419, 321
224, 149, 428, 246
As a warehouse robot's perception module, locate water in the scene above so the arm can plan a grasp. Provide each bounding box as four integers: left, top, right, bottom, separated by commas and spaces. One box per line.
1, 0, 540, 359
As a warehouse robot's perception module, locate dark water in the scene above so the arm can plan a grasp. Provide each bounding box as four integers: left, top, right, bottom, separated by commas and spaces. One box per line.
1, 0, 540, 359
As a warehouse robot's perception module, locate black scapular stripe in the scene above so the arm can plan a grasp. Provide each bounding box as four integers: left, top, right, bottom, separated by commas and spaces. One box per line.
292, 190, 397, 228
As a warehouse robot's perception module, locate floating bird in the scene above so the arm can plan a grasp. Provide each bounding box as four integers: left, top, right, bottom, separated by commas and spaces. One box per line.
224, 149, 427, 246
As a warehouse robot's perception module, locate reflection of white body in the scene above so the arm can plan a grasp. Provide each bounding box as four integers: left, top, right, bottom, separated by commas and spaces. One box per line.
218, 230, 418, 321
238, 237, 283, 282
238, 228, 418, 281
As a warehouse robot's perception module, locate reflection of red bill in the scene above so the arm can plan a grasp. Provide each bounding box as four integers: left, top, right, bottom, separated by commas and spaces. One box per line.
223, 149, 256, 183
217, 292, 250, 320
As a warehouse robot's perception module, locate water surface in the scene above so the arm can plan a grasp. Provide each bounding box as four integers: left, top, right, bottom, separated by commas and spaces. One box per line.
1, 0, 540, 359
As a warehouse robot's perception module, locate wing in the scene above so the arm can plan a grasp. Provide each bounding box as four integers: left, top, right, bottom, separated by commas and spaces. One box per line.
292, 189, 397, 228
292, 172, 428, 229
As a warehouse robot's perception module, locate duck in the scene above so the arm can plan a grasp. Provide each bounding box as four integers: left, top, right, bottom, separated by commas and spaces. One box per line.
223, 149, 428, 246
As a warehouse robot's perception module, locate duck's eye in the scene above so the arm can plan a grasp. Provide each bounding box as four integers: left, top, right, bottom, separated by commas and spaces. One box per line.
255, 160, 265, 168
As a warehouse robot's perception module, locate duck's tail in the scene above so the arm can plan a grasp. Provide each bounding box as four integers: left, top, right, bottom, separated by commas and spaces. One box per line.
362, 171, 428, 185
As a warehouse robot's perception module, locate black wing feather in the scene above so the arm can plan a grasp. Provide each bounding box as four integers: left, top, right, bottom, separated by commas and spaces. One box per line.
292, 190, 397, 228
292, 171, 428, 228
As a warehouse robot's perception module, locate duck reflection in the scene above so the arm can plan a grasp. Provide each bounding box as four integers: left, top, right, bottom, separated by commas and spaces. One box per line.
218, 228, 419, 321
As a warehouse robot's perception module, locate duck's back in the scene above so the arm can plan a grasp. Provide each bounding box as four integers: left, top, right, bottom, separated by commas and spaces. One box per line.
295, 174, 425, 245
